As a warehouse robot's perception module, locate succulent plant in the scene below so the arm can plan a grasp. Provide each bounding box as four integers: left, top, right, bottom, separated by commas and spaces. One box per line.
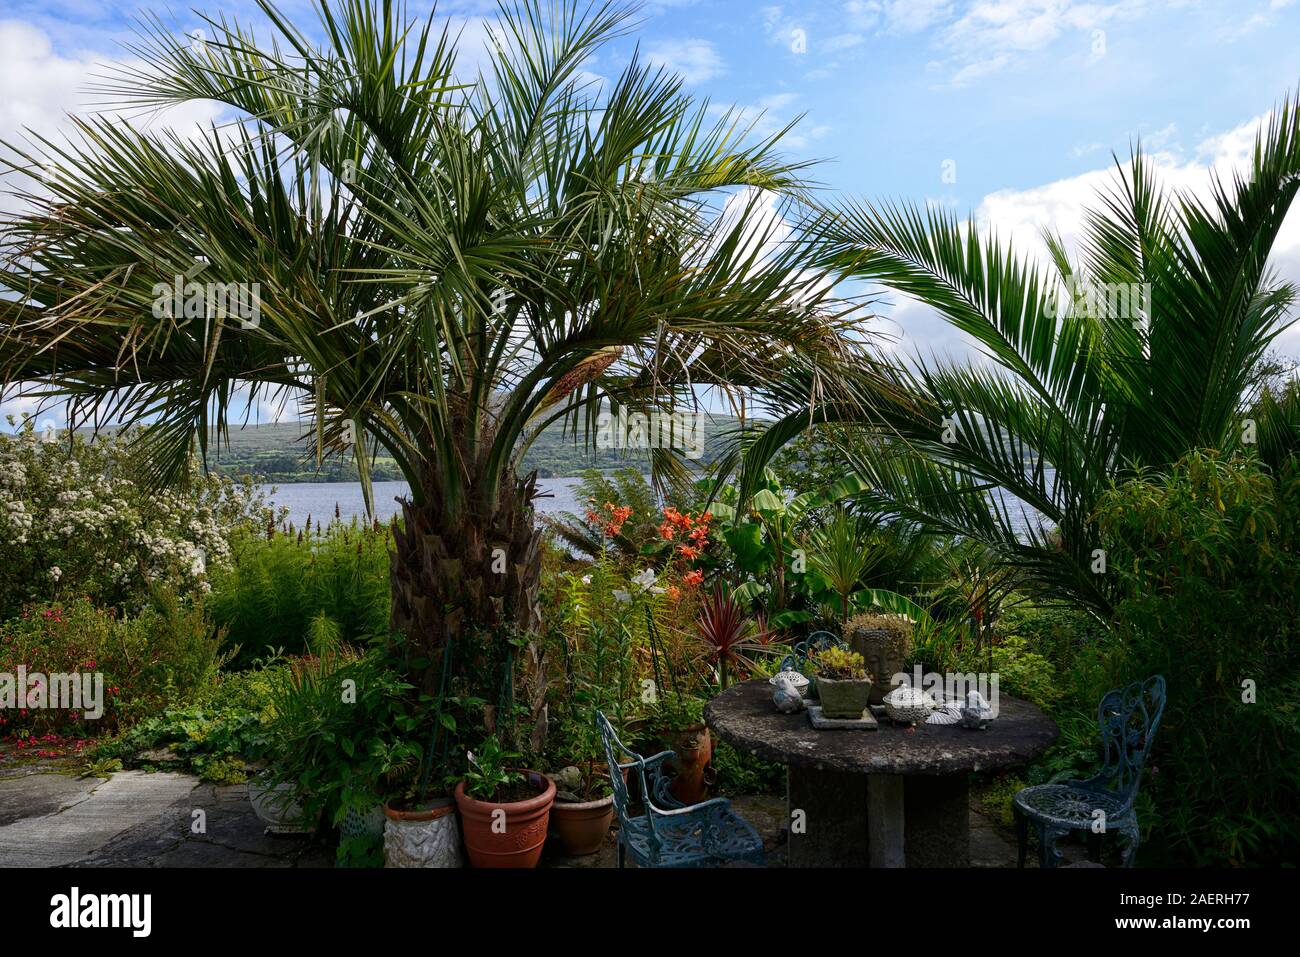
810, 645, 869, 681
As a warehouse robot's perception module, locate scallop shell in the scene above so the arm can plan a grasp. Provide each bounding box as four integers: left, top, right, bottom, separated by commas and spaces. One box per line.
926, 704, 963, 725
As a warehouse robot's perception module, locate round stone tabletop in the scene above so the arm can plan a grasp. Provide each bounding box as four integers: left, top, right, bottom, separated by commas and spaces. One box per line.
705, 679, 1059, 776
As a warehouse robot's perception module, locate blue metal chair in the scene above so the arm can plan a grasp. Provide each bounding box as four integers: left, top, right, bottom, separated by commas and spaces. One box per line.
596, 711, 765, 868
1013, 675, 1166, 868
778, 630, 845, 675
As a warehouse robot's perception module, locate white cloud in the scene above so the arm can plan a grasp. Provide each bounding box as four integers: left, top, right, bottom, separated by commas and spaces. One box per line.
967, 111, 1300, 358
645, 38, 724, 85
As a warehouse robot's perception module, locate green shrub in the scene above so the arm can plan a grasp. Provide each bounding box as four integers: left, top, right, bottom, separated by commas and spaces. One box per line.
91, 663, 281, 774
712, 739, 783, 796
208, 520, 391, 667
1094, 451, 1300, 865
977, 773, 1027, 828
0, 592, 226, 735
0, 422, 274, 618
260, 649, 424, 864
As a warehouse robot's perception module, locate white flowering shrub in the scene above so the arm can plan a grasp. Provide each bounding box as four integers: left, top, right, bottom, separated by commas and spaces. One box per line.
0, 419, 277, 617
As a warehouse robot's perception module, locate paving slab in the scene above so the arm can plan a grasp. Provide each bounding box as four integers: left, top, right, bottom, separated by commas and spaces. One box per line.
0, 771, 198, 867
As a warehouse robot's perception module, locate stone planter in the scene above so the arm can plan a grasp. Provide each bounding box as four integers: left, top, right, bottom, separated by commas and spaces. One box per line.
454, 770, 555, 868
815, 676, 874, 720
383, 797, 463, 868
248, 777, 313, 835
550, 794, 615, 856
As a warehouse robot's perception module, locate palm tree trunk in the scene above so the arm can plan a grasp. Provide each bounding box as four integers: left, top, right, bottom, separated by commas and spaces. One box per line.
389, 457, 546, 746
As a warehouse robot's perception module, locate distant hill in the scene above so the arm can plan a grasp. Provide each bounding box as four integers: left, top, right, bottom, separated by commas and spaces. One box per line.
194, 412, 750, 483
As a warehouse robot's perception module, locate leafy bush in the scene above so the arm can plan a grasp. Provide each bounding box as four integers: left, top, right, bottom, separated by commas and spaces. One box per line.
208, 520, 392, 667
0, 593, 226, 735
985, 635, 1063, 710
91, 664, 282, 779
260, 649, 424, 856
1094, 451, 1300, 865
712, 739, 783, 796
0, 422, 274, 618
977, 773, 1027, 828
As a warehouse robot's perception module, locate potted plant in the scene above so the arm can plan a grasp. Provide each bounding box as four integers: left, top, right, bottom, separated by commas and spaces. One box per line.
644, 693, 711, 805
381, 737, 464, 869
548, 762, 615, 856
810, 646, 873, 719
453, 737, 555, 868
844, 613, 912, 705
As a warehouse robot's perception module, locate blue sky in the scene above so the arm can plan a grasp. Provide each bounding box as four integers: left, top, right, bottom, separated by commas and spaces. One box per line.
2, 0, 1300, 426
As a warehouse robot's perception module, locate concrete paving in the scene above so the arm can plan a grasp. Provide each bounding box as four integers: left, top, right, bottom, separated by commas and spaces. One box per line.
0, 770, 333, 868
0, 767, 1068, 868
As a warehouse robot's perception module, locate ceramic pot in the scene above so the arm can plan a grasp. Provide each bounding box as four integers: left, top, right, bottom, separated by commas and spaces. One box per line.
248, 777, 313, 834
816, 676, 874, 719
383, 797, 463, 868
550, 794, 615, 856
668, 725, 713, 805
454, 770, 555, 868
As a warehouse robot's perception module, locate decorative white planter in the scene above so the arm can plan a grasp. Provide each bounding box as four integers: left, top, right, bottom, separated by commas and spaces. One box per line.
248, 778, 313, 834
383, 799, 463, 868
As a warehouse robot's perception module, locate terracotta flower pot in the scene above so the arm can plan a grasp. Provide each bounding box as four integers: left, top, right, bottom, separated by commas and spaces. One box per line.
550, 794, 615, 856
816, 676, 874, 719
383, 798, 463, 868
668, 725, 713, 805
454, 770, 555, 868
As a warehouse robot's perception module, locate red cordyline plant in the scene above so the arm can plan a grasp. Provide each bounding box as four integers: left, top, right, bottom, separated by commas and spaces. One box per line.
696, 587, 772, 689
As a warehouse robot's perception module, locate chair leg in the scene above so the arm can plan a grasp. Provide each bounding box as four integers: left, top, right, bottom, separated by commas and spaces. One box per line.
1119, 826, 1140, 868
1037, 825, 1065, 869
1013, 807, 1028, 869
1086, 830, 1102, 864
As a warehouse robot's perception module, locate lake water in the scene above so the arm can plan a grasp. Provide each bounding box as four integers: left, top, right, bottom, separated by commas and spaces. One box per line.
260, 478, 583, 529
261, 474, 1053, 536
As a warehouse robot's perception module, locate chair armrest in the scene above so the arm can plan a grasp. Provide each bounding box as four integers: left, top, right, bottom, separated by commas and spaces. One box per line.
648, 796, 732, 818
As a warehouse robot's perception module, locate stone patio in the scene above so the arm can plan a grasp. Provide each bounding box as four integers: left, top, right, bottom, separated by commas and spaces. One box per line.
0, 767, 1081, 867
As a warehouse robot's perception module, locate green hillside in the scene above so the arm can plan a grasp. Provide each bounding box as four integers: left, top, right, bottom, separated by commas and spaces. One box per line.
195, 413, 749, 482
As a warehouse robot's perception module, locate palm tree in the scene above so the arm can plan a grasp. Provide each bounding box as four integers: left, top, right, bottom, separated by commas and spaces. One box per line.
736, 99, 1300, 617
0, 0, 866, 706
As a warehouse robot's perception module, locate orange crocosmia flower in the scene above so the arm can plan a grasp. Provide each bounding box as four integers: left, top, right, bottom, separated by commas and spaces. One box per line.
682, 570, 704, 588
688, 526, 709, 543
658, 523, 676, 541
665, 584, 681, 601
678, 544, 700, 560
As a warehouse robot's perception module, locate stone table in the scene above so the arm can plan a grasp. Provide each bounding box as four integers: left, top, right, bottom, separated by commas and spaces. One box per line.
705, 679, 1058, 868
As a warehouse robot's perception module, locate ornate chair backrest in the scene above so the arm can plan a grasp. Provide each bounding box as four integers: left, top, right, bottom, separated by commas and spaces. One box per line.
596, 710, 659, 853
1095, 674, 1166, 806
779, 630, 845, 674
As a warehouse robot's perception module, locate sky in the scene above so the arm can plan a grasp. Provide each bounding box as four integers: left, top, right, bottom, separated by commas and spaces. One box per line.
3, 0, 1300, 427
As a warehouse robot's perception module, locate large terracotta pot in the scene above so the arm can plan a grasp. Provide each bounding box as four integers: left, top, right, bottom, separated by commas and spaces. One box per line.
668, 725, 713, 805
454, 770, 555, 868
383, 798, 463, 868
550, 794, 615, 856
